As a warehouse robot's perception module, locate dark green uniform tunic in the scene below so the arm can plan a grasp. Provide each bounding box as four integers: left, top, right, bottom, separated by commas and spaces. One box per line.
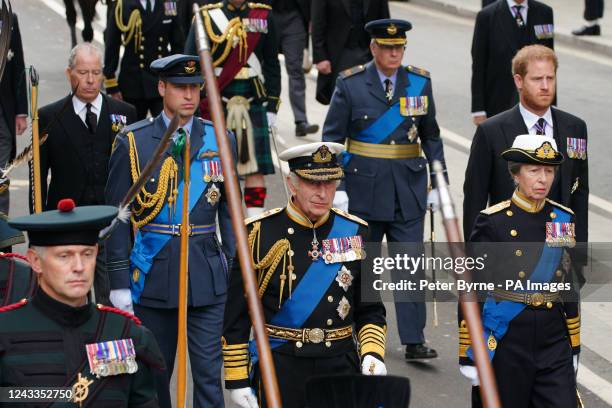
0, 289, 165, 407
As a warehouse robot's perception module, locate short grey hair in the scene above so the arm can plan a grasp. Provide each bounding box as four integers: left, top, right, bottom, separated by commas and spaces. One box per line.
30, 245, 47, 260
68, 43, 103, 69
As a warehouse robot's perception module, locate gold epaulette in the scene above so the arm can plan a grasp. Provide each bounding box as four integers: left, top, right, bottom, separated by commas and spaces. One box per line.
546, 198, 575, 215
248, 2, 272, 10
339, 64, 366, 79
331, 208, 368, 227
244, 207, 283, 225
480, 200, 511, 215
406, 65, 431, 79
199, 2, 222, 11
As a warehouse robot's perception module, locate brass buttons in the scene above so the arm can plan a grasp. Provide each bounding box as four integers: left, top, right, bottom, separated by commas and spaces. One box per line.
327, 296, 334, 303
287, 227, 294, 235
288, 250, 294, 257
292, 274, 297, 281
556, 270, 563, 277
506, 210, 513, 217
515, 249, 523, 257
139, 54, 144, 59
325, 341, 332, 348
518, 271, 526, 279
546, 302, 553, 309
139, 63, 145, 69
510, 229, 518, 237
296, 341, 303, 348
326, 319, 333, 326
550, 212, 557, 219
139, 45, 144, 51
159, 36, 164, 41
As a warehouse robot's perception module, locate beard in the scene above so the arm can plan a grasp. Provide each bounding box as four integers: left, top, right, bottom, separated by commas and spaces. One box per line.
521, 87, 555, 112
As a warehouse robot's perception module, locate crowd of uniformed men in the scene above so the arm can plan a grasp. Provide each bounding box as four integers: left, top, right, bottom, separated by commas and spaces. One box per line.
0, 0, 590, 407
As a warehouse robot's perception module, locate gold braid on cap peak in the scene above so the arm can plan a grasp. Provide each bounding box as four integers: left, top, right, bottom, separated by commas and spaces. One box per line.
248, 221, 294, 307
114, 0, 142, 51
201, 10, 248, 67
127, 132, 179, 228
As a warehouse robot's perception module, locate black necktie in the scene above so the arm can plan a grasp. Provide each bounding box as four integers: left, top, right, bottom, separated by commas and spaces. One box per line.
384, 79, 393, 103
535, 118, 546, 135
146, 0, 152, 14
513, 5, 525, 28
85, 103, 97, 134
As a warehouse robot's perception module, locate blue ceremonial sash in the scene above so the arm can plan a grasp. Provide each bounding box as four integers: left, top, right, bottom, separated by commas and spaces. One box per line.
248, 215, 359, 366
129, 124, 218, 303
467, 207, 570, 361
343, 72, 427, 166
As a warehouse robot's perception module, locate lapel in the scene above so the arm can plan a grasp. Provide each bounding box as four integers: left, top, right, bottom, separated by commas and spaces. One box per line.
365, 62, 388, 105
340, 0, 351, 18
58, 94, 90, 165
97, 97, 111, 142
151, 115, 174, 162
501, 105, 528, 148
495, 0, 521, 53
142, 0, 164, 33
189, 117, 204, 163
390, 67, 408, 106
551, 107, 571, 203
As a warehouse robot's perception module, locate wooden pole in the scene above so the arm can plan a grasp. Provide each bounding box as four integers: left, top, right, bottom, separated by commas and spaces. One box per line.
432, 161, 501, 408
30, 67, 42, 213
177, 131, 191, 407
192, 5, 282, 407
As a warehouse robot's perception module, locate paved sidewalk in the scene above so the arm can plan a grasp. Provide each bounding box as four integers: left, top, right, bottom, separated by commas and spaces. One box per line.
407, 0, 612, 56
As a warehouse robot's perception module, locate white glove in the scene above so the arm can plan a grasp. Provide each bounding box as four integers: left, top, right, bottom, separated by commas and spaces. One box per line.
109, 289, 134, 314
573, 355, 579, 374
333, 190, 349, 212
427, 188, 440, 212
361, 355, 387, 376
266, 112, 277, 129
230, 387, 259, 408
460, 365, 479, 386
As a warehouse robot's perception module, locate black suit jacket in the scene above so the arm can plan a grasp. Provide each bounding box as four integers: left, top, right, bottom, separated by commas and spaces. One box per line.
30, 94, 137, 211
462, 105, 589, 248
471, 0, 554, 116
311, 0, 389, 104
0, 14, 27, 160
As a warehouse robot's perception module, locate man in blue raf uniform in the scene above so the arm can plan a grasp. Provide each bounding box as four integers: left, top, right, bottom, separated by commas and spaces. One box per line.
323, 19, 447, 360
223, 142, 387, 408
105, 54, 237, 408
1, 200, 164, 407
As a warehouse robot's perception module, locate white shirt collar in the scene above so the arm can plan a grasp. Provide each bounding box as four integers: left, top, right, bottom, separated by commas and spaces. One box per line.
507, 0, 528, 11
72, 93, 103, 118
519, 103, 553, 131
140, 0, 155, 10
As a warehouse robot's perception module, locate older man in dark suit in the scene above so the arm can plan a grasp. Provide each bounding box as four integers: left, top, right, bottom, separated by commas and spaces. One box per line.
311, 0, 389, 105
471, 0, 554, 125
463, 45, 588, 251
0, 13, 28, 214
30, 43, 136, 305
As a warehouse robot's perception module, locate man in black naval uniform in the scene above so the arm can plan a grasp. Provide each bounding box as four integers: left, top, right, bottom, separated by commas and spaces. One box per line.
0, 214, 36, 306
185, 0, 281, 217
105, 55, 237, 408
0, 199, 165, 407
222, 142, 387, 408
459, 134, 581, 407
104, 0, 184, 119
323, 19, 446, 360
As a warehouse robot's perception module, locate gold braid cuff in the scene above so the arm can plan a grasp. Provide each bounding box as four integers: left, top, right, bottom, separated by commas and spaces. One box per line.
222, 342, 250, 381
459, 319, 471, 358
567, 315, 581, 348
358, 324, 386, 359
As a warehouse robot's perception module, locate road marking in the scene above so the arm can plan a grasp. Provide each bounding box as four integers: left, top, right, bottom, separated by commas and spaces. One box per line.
39, 0, 105, 45
578, 365, 612, 405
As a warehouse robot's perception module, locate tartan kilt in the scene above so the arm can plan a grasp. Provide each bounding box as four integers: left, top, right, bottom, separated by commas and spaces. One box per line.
222, 80, 275, 176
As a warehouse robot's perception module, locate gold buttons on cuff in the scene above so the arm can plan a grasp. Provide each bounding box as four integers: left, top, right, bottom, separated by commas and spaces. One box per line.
325, 341, 332, 348
515, 249, 523, 257
510, 229, 518, 237
326, 319, 333, 326
556, 270, 563, 277
327, 296, 334, 303
296, 341, 303, 348
506, 210, 513, 217
550, 212, 557, 219
518, 271, 526, 279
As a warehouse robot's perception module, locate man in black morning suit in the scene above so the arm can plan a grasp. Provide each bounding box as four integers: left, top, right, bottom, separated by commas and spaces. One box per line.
471, 0, 554, 125
463, 46, 588, 263
30, 44, 136, 305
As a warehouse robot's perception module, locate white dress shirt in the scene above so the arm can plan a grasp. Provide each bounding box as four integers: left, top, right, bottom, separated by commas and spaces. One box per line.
519, 102, 554, 138
507, 0, 528, 24
140, 0, 156, 10
72, 93, 102, 127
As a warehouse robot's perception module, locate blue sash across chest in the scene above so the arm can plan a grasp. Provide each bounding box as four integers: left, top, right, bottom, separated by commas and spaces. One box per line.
248, 215, 359, 365
129, 124, 219, 303
467, 206, 570, 362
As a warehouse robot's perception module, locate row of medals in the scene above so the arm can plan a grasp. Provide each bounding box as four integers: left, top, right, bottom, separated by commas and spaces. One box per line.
94, 357, 138, 377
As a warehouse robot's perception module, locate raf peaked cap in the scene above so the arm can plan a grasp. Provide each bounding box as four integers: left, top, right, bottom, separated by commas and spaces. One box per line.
0, 212, 25, 249
9, 199, 118, 246
279, 142, 345, 181
150, 54, 204, 84
365, 19, 412, 46
502, 134, 564, 165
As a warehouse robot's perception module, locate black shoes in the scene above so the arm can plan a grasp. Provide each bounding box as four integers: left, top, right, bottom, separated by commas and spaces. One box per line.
405, 344, 438, 360
572, 24, 601, 36
295, 122, 319, 137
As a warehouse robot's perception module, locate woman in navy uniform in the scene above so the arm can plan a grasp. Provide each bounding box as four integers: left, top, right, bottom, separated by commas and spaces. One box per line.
459, 134, 580, 407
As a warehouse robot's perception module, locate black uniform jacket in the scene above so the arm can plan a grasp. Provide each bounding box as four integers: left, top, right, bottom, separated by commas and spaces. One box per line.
458, 195, 581, 365
463, 105, 588, 250
222, 203, 386, 389
29, 94, 137, 211
471, 0, 554, 116
0, 289, 165, 407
